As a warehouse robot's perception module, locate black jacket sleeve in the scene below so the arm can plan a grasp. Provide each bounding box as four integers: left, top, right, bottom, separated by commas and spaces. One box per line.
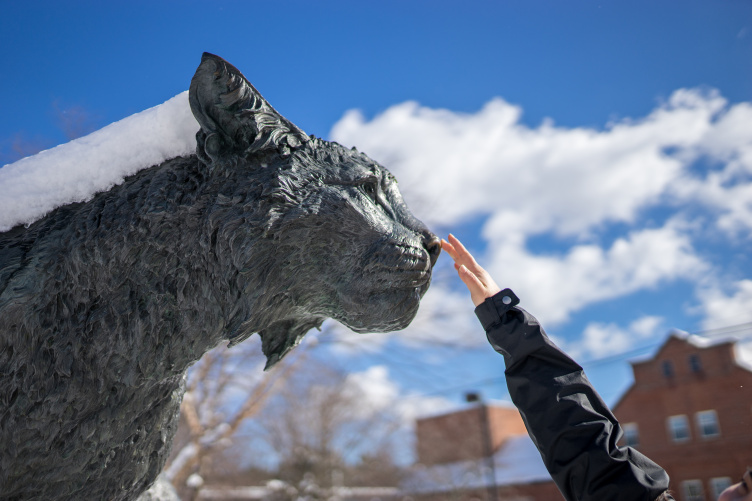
475, 289, 671, 501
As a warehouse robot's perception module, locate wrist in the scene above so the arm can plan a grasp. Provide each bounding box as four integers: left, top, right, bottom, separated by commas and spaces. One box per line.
474, 289, 520, 330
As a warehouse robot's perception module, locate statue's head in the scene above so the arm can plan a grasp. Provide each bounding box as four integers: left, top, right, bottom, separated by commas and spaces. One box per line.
189, 53, 440, 368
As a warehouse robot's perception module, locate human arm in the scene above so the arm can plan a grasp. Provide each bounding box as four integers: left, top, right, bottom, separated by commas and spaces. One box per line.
442, 235, 672, 501
477, 289, 670, 500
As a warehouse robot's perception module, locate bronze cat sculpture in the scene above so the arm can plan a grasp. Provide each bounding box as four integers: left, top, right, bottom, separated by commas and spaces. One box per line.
0, 53, 440, 500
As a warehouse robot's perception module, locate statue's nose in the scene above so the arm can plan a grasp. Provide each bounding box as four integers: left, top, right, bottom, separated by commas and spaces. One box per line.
423, 231, 442, 268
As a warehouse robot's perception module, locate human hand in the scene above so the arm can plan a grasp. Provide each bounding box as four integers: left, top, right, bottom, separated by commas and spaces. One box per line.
441, 234, 501, 307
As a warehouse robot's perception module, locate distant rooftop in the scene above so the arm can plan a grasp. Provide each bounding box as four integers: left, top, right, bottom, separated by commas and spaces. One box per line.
403, 434, 549, 494
414, 398, 517, 422
628, 327, 752, 372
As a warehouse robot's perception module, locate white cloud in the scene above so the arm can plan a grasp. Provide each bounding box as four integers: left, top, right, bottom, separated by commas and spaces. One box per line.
699, 279, 752, 330
573, 315, 663, 359
395, 281, 485, 347
344, 366, 398, 411
336, 364, 455, 465
343, 365, 454, 425
675, 175, 752, 236
693, 101, 752, 170
664, 100, 752, 236
483, 221, 706, 326
330, 88, 736, 239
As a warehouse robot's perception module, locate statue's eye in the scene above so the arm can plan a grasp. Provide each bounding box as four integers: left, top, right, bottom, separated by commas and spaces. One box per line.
361, 180, 379, 202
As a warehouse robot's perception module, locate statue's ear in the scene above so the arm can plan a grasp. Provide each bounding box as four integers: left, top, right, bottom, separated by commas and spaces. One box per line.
189, 52, 308, 161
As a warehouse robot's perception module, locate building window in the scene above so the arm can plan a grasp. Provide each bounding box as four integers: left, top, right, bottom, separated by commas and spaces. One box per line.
682, 479, 705, 501
696, 410, 720, 438
710, 478, 733, 499
623, 422, 639, 447
689, 354, 702, 373
662, 360, 674, 378
667, 415, 691, 442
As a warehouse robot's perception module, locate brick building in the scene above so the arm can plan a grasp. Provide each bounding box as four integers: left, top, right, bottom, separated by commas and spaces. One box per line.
613, 331, 752, 501
403, 401, 562, 500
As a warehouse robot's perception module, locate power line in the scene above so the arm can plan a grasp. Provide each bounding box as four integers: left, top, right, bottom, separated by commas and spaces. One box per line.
361, 321, 752, 402
689, 321, 752, 339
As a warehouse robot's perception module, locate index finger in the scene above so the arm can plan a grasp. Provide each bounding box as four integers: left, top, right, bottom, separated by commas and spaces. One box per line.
441, 238, 459, 260
446, 234, 480, 269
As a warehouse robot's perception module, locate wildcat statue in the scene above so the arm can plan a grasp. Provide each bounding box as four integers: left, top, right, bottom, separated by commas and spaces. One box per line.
0, 53, 440, 500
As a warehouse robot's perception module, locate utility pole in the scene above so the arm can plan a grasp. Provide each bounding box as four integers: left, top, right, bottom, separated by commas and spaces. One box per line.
466, 392, 498, 501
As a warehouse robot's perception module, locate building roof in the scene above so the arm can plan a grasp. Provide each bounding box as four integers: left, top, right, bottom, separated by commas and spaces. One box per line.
197, 485, 400, 501
402, 434, 550, 494
414, 399, 517, 422
612, 327, 752, 411
628, 329, 752, 372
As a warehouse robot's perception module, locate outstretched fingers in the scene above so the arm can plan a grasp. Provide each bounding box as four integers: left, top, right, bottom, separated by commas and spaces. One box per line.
443, 234, 487, 280
442, 234, 476, 268
441, 234, 502, 306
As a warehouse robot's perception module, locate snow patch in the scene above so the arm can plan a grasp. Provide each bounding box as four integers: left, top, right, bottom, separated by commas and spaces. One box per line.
402, 434, 550, 494
0, 91, 198, 232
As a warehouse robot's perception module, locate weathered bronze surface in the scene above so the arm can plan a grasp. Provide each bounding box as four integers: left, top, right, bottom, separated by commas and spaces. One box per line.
0, 53, 439, 500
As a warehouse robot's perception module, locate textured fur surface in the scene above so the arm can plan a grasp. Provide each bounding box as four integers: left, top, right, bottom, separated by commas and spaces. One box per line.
0, 53, 440, 500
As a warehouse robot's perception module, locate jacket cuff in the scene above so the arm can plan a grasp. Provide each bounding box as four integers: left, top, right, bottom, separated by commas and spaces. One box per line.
474, 289, 520, 330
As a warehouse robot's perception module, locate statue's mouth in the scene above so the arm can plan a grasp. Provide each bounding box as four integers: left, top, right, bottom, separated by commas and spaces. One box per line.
339, 239, 434, 333
364, 242, 433, 289
389, 269, 431, 290
344, 285, 424, 333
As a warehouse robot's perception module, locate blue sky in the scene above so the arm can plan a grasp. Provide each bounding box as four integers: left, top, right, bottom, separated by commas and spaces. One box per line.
2, 1, 751, 425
